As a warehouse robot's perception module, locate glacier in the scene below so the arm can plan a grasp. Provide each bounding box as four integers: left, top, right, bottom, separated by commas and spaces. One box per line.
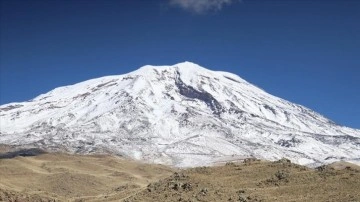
0, 62, 359, 167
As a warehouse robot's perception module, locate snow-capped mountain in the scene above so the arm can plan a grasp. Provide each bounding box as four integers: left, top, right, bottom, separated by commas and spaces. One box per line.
1, 62, 359, 167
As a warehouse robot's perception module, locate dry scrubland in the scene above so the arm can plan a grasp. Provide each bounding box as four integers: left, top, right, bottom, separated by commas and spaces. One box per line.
126, 159, 360, 202
0, 152, 359, 202
0, 152, 173, 201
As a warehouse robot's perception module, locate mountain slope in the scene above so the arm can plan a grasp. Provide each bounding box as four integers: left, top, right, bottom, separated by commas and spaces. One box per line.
1, 62, 359, 167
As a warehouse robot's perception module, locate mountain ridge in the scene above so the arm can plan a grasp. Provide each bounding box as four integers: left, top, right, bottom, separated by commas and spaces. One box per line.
1, 62, 359, 167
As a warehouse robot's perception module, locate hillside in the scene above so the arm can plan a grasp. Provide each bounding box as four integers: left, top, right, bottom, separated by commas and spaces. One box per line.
0, 152, 173, 201
0, 153, 359, 201
1, 62, 359, 167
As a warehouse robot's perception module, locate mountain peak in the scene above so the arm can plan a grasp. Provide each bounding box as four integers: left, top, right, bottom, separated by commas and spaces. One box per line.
174, 61, 211, 73
1, 63, 359, 167
176, 61, 199, 66
175, 61, 204, 69
137, 61, 207, 74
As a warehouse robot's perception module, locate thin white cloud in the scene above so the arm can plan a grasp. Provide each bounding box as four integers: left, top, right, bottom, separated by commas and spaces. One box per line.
169, 0, 240, 14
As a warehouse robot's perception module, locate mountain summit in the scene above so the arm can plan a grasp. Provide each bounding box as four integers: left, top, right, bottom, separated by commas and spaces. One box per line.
1, 62, 359, 167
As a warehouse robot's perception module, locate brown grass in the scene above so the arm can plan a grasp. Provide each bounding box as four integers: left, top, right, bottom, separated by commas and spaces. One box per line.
0, 153, 173, 201
1, 153, 359, 202
125, 158, 360, 202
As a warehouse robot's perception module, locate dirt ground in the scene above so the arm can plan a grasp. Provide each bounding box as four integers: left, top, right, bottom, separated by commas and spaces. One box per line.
0, 152, 359, 202
0, 152, 173, 201
125, 158, 360, 202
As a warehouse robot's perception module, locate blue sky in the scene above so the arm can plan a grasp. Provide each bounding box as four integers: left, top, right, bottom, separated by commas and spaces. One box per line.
0, 0, 359, 128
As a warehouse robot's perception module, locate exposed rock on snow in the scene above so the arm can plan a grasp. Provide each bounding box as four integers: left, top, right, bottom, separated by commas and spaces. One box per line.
1, 62, 359, 167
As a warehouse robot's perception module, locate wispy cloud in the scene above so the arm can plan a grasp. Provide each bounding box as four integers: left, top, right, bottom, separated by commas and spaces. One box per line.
169, 0, 240, 14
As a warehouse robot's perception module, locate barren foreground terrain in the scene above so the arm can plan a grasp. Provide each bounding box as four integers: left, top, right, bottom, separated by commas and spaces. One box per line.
0, 151, 173, 201
0, 150, 359, 202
